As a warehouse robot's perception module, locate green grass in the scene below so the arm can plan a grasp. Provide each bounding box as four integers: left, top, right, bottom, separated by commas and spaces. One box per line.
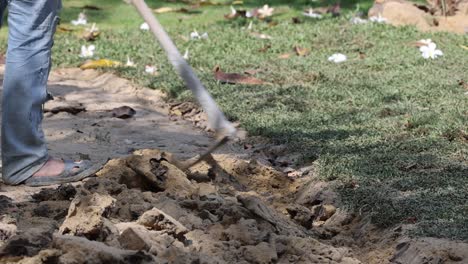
1, 0, 467, 240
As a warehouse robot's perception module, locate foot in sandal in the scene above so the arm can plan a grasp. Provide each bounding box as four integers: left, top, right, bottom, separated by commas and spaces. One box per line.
23, 158, 101, 187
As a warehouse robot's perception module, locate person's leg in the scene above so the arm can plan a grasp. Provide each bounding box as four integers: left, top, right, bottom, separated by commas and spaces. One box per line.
2, 0, 62, 185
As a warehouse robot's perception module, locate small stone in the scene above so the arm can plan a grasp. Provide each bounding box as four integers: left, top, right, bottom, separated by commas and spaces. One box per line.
137, 208, 188, 240
317, 204, 337, 221
118, 226, 151, 251
242, 242, 278, 264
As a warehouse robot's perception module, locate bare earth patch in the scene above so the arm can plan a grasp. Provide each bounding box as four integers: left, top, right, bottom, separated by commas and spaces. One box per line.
369, 0, 468, 34
0, 68, 466, 263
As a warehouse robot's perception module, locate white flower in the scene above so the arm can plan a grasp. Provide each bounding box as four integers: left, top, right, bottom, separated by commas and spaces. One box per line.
369, 14, 387, 23
145, 65, 157, 75
71, 12, 87, 26
419, 42, 443, 59
246, 11, 253, 18
303, 9, 322, 19
190, 30, 208, 40
125, 56, 136, 67
86, 23, 99, 33
350, 17, 368, 24
140, 22, 150, 31
183, 49, 189, 60
258, 4, 274, 18
230, 6, 237, 15
418, 39, 434, 46
328, 53, 347, 63
247, 21, 253, 30
79, 45, 95, 58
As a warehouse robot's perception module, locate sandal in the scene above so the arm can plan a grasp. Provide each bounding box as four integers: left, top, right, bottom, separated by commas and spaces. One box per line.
24, 160, 102, 187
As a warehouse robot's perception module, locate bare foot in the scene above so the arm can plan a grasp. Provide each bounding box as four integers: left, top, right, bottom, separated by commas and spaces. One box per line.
32, 159, 78, 178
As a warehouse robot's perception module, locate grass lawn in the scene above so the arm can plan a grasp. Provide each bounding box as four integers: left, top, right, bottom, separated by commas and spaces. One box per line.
1, 0, 467, 240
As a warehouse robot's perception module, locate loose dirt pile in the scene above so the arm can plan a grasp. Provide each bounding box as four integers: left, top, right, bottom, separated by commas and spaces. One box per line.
1, 68, 467, 263
369, 0, 468, 34
0, 149, 363, 263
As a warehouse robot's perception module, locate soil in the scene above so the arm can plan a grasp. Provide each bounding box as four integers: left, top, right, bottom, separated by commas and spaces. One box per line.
0, 67, 467, 263
369, 0, 468, 34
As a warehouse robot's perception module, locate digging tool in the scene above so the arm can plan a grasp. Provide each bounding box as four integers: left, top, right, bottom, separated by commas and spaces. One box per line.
130, 0, 236, 170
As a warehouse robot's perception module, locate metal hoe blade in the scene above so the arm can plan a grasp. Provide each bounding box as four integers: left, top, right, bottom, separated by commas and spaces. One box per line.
130, 0, 236, 170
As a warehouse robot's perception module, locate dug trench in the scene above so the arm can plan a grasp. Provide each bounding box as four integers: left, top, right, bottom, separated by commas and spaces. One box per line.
0, 68, 467, 264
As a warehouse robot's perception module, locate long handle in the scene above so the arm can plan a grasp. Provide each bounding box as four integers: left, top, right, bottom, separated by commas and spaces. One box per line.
130, 0, 236, 137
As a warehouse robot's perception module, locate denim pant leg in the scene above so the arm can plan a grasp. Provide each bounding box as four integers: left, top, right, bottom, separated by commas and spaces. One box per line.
2, 0, 61, 185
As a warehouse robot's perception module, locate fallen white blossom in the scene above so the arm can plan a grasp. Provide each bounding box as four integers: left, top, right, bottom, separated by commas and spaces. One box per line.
328, 53, 347, 63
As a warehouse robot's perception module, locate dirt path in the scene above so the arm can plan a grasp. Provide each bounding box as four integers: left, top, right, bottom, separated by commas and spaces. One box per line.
0, 68, 467, 264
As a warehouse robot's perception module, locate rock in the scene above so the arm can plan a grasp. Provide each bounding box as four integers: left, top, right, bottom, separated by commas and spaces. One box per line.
274, 235, 360, 264
137, 207, 189, 240
16, 249, 61, 264
31, 184, 77, 201
317, 204, 337, 221
242, 242, 278, 264
286, 205, 314, 229
118, 226, 153, 251
237, 193, 309, 237
111, 105, 136, 119
223, 218, 267, 245
59, 193, 116, 241
0, 215, 17, 245
196, 183, 218, 198
323, 209, 354, 228
296, 181, 337, 206
53, 235, 158, 264
0, 220, 56, 258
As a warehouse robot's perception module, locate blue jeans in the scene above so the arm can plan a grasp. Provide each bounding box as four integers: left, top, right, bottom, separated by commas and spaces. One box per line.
0, 0, 61, 185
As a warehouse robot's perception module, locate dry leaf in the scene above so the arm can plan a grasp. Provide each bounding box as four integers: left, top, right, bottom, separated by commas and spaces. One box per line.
80, 59, 122, 70
82, 30, 100, 41
111, 106, 136, 119
57, 26, 76, 33
82, 5, 101, 10
292, 17, 302, 24
244, 69, 261, 75
154, 7, 176, 13
213, 66, 264, 85
278, 53, 292, 59
268, 21, 279, 27
258, 45, 271, 52
458, 80, 468, 90
294, 46, 310, 56
461, 45, 468, 51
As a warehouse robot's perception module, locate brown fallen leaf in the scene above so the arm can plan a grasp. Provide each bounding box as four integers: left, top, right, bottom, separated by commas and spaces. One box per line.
292, 17, 302, 24
258, 44, 271, 52
458, 79, 468, 90
213, 66, 264, 85
359, 51, 366, 59
244, 69, 261, 75
57, 25, 76, 33
294, 46, 310, 57
154, 7, 176, 13
82, 5, 101, 10
278, 53, 292, 59
268, 21, 279, 27
111, 106, 136, 119
82, 30, 100, 41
